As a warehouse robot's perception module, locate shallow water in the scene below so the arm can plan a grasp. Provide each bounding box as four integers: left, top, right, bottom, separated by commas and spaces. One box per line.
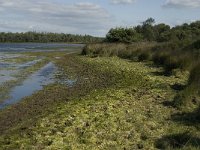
0, 43, 80, 109
0, 54, 42, 85
0, 43, 84, 52
0, 70, 17, 84
0, 62, 56, 109
18, 59, 42, 69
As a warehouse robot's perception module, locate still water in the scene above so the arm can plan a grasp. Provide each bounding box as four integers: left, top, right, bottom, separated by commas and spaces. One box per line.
0, 43, 81, 109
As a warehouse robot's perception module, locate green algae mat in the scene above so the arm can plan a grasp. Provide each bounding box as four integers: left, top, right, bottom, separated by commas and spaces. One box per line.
0, 54, 199, 149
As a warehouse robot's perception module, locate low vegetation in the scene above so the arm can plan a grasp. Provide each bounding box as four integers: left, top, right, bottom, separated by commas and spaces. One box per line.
82, 19, 200, 149
1, 53, 199, 149
0, 18, 200, 149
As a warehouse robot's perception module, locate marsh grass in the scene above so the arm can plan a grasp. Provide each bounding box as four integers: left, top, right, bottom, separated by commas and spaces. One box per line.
81, 42, 156, 59
174, 63, 200, 109
83, 41, 200, 108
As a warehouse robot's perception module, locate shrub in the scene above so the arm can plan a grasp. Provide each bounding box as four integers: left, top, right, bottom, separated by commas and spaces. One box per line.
190, 40, 200, 49
163, 56, 181, 75
188, 63, 200, 88
138, 52, 151, 61
174, 63, 200, 108
152, 52, 169, 65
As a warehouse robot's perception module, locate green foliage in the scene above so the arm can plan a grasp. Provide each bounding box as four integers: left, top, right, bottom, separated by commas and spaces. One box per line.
163, 56, 182, 75
189, 40, 200, 49
152, 52, 169, 65
106, 27, 142, 43
106, 19, 200, 43
174, 63, 200, 108
0, 32, 103, 43
82, 42, 156, 60
142, 18, 155, 26
188, 63, 200, 88
138, 51, 151, 61
82, 40, 200, 110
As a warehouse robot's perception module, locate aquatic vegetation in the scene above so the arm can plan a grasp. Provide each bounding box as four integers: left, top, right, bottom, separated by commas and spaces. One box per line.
0, 53, 198, 149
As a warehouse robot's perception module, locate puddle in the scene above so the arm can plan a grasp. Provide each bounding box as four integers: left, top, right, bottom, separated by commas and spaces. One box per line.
0, 53, 22, 60
55, 71, 77, 87
0, 52, 43, 85
0, 70, 18, 84
0, 62, 56, 109
0, 43, 82, 109
0, 62, 14, 68
18, 59, 42, 69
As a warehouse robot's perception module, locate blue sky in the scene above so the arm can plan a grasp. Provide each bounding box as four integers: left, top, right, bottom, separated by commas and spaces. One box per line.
0, 0, 200, 36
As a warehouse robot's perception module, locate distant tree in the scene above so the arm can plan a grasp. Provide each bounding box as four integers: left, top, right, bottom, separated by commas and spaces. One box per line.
106, 27, 142, 43
154, 23, 170, 42
0, 32, 103, 43
142, 18, 155, 26
141, 18, 156, 41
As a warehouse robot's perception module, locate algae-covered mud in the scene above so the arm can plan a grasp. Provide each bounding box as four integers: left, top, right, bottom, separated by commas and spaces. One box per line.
0, 44, 199, 149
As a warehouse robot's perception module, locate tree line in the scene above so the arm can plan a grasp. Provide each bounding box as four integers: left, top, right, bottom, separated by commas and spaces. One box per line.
106, 18, 200, 43
0, 32, 103, 43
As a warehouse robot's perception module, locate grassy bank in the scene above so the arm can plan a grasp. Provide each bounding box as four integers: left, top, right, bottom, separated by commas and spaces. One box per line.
82, 42, 200, 110
0, 52, 199, 149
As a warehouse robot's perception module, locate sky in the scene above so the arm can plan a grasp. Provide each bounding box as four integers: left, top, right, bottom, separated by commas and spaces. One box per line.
0, 0, 200, 37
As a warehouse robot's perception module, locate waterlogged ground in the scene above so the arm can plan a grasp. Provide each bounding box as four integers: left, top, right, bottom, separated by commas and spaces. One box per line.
0, 62, 56, 109
0, 43, 83, 109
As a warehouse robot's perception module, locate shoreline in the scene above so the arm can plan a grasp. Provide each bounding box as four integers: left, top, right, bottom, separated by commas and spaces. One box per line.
1, 52, 198, 149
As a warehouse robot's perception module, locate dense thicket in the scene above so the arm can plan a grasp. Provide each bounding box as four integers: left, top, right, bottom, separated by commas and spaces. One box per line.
106, 18, 200, 43
0, 32, 103, 43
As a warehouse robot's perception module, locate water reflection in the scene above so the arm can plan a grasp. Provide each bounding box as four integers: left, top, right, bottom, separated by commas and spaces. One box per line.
0, 62, 56, 109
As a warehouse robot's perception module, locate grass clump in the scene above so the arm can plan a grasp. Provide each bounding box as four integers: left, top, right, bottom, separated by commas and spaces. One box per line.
174, 63, 200, 109
82, 42, 156, 60
155, 132, 200, 150
138, 51, 151, 61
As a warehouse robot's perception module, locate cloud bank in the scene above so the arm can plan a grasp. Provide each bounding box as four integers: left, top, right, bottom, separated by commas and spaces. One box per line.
164, 0, 200, 8
0, 0, 112, 36
110, 0, 136, 4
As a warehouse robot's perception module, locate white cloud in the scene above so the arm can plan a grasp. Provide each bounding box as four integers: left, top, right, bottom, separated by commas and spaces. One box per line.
0, 0, 112, 36
164, 0, 200, 8
110, 0, 136, 4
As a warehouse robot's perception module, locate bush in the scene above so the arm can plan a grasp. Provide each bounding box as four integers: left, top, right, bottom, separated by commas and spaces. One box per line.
163, 56, 181, 75
81, 43, 156, 60
188, 63, 200, 87
174, 63, 200, 108
138, 52, 151, 61
152, 52, 169, 65
190, 40, 200, 49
